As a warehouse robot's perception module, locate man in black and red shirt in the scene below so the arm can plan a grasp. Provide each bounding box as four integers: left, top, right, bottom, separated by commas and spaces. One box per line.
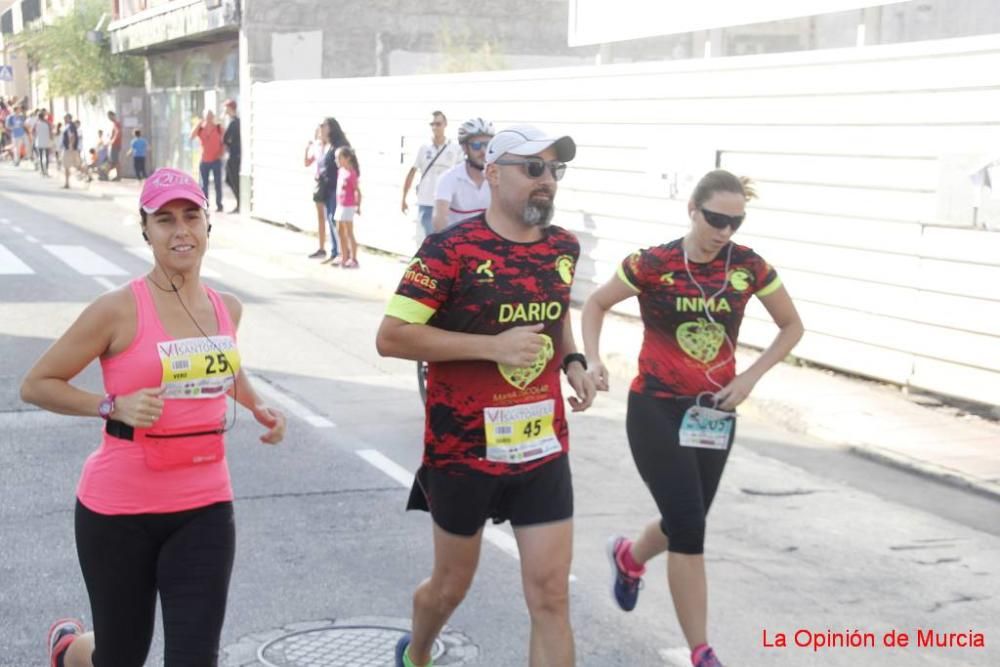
377, 124, 595, 667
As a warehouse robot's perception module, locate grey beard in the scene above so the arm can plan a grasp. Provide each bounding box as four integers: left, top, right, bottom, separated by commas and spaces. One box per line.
523, 201, 554, 227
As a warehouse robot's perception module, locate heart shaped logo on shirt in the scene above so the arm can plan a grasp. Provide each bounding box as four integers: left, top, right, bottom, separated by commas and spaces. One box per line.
676, 318, 726, 363
498, 334, 554, 390
556, 255, 575, 285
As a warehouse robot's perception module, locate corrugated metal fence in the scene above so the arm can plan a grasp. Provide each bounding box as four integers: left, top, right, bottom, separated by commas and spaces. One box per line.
250, 35, 1000, 405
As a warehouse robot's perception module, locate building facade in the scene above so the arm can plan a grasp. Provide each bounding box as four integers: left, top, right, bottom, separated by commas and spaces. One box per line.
108, 0, 587, 208
108, 0, 239, 176
571, 0, 1000, 62
0, 0, 79, 106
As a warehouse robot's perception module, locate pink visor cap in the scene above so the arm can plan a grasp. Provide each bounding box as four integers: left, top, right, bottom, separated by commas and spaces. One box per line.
140, 167, 208, 213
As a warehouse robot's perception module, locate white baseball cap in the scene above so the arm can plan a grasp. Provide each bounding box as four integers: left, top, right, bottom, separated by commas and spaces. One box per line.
485, 125, 576, 164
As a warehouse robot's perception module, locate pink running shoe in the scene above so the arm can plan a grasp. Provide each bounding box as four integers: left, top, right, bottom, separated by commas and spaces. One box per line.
607, 536, 644, 611
692, 644, 724, 667
47, 618, 83, 667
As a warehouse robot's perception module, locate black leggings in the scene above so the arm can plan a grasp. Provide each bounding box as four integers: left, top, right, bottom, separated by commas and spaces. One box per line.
626, 392, 735, 555
75, 500, 236, 667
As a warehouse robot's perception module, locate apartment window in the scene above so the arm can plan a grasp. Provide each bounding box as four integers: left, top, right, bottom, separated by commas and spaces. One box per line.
21, 0, 42, 24
1, 10, 13, 35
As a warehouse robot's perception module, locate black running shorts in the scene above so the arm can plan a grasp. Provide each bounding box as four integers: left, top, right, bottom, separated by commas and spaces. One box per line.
406, 454, 573, 537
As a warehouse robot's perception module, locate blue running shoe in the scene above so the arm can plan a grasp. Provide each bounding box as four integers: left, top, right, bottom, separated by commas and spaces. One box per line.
607, 536, 644, 612
394, 634, 410, 667
395, 634, 434, 667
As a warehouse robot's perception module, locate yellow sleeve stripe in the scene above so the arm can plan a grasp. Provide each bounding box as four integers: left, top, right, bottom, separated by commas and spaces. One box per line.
756, 276, 783, 298
385, 294, 437, 324
616, 264, 641, 292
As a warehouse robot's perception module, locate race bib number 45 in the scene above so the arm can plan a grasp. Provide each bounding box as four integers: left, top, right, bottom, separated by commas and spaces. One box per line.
157, 336, 241, 399
484, 399, 561, 464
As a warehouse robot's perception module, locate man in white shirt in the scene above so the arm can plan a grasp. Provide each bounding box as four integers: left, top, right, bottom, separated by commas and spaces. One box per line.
401, 111, 463, 238
432, 117, 494, 232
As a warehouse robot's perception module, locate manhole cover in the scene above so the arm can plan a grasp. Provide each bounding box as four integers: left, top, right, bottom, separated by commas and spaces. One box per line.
228, 619, 479, 667
258, 625, 442, 667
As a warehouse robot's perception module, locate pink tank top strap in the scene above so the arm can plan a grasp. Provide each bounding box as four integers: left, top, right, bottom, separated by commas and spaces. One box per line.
205, 286, 236, 336
127, 277, 153, 343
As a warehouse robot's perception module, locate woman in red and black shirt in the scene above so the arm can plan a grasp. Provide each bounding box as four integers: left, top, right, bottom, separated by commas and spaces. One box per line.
581, 169, 803, 667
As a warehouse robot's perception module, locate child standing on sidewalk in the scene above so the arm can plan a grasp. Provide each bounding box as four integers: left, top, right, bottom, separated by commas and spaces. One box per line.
334, 146, 362, 268
128, 129, 149, 181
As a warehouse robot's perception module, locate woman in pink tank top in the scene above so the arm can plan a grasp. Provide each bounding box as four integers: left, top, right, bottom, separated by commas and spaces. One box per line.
21, 167, 287, 667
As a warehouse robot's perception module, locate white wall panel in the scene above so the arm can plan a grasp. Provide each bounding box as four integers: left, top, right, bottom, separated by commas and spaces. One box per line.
250, 35, 1000, 404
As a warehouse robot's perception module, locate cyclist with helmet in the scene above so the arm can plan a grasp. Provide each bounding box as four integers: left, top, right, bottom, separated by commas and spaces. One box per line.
431, 117, 494, 233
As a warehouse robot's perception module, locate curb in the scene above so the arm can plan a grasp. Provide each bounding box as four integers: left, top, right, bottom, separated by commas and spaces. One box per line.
740, 394, 1000, 502
847, 444, 1000, 503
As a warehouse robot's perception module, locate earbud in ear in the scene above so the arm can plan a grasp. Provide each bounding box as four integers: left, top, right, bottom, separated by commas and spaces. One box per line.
142, 230, 149, 243
207, 223, 212, 235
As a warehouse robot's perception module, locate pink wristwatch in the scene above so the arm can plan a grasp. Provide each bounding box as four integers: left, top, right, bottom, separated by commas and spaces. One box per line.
98, 394, 116, 420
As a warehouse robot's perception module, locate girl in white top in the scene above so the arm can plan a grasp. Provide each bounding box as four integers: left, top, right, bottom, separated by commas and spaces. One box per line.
304, 124, 333, 259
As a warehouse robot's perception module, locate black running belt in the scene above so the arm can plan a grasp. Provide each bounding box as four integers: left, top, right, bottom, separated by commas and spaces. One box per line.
105, 420, 223, 441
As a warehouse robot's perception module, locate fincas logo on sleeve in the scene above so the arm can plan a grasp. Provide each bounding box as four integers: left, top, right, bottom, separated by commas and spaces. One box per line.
403, 257, 438, 290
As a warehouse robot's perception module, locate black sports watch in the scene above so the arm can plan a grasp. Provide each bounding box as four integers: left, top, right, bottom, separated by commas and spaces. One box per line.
561, 353, 587, 374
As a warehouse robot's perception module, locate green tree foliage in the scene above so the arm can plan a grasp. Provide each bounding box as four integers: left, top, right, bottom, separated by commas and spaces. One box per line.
11, 0, 143, 101
435, 26, 507, 73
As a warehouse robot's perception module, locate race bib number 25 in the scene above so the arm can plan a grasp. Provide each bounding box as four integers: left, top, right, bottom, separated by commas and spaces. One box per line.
157, 336, 241, 399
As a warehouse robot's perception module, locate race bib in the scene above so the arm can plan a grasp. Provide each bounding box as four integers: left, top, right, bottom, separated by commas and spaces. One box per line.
157, 336, 241, 399
679, 405, 735, 450
484, 399, 561, 464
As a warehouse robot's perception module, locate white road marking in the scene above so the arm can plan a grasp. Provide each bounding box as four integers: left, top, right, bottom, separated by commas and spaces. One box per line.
356, 449, 413, 487
0, 218, 10, 224
43, 245, 128, 276
94, 277, 117, 291
210, 248, 303, 280
659, 648, 692, 666
11, 225, 24, 233
356, 449, 524, 562
125, 246, 222, 279
355, 448, 576, 579
24, 235, 39, 243
0, 243, 34, 274
250, 377, 335, 428
483, 525, 523, 562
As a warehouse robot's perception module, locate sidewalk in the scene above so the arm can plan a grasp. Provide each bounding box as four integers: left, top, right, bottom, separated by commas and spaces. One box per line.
55, 173, 1000, 502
